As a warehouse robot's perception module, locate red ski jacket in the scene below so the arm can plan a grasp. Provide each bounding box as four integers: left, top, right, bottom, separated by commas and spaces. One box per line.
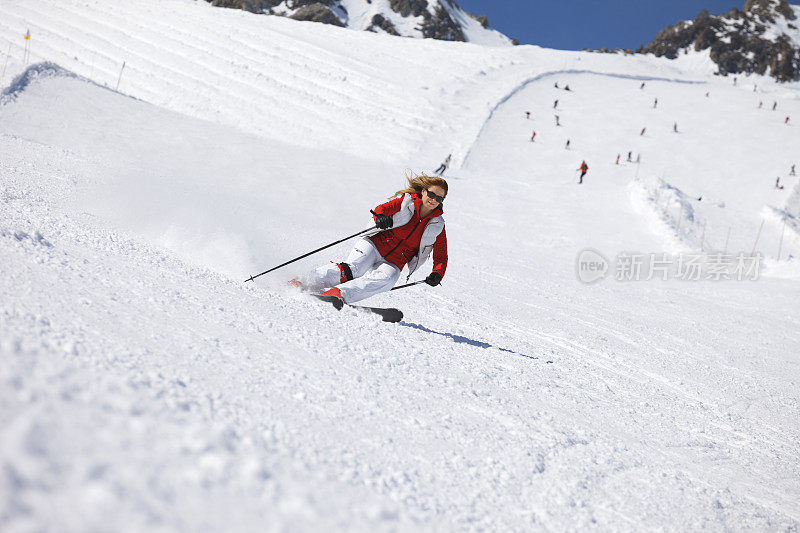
370, 194, 448, 278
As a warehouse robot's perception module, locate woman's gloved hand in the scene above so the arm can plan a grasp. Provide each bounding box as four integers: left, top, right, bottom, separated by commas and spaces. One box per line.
425, 272, 441, 286
371, 210, 393, 229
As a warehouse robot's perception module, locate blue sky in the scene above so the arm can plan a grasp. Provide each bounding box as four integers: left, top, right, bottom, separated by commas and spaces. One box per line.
455, 1, 748, 50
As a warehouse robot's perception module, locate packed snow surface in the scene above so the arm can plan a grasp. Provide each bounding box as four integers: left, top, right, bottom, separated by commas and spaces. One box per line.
1, 0, 800, 530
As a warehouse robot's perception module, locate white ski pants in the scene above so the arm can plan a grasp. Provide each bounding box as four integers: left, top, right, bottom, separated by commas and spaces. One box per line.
303, 237, 401, 304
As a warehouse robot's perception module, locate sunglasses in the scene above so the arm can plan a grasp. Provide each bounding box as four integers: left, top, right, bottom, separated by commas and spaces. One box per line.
425, 189, 445, 203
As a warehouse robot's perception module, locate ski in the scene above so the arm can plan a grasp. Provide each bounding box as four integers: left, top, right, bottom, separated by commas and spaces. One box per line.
312, 294, 344, 310
311, 294, 403, 323
350, 305, 403, 323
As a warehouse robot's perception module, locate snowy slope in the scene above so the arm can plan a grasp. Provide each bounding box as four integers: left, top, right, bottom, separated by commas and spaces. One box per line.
2, 1, 800, 531
463, 70, 800, 262
0, 0, 707, 165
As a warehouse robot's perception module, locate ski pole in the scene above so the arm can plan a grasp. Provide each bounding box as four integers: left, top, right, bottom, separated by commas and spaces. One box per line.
390, 280, 427, 291
245, 225, 377, 283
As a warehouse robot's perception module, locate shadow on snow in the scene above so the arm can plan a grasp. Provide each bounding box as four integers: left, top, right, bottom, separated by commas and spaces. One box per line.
399, 322, 551, 363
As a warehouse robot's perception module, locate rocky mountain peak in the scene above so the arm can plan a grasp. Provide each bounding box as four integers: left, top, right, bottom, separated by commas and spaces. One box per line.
639, 0, 800, 82
204, 0, 515, 46
743, 0, 796, 21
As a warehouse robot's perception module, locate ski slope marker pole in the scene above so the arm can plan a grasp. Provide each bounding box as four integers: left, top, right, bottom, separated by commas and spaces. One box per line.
1, 42, 11, 85
245, 225, 377, 283
23, 30, 30, 65
700, 218, 707, 252
724, 227, 731, 254
115, 60, 125, 91
751, 219, 764, 255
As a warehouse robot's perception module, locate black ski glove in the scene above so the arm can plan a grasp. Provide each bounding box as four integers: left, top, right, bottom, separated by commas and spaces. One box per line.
425, 272, 441, 286
374, 213, 393, 229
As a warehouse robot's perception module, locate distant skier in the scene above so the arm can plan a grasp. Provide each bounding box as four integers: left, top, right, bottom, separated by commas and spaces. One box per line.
554, 115, 560, 126
673, 121, 678, 133
776, 177, 784, 190
785, 116, 791, 125
564, 85, 571, 91
640, 127, 646, 136
627, 151, 632, 162
791, 164, 796, 176
640, 82, 646, 90
773, 101, 777, 111
754, 84, 757, 92
616, 154, 620, 165
299, 173, 448, 305
653, 98, 658, 108
733, 77, 737, 86
525, 111, 531, 119
530, 130, 536, 142
578, 161, 588, 184
758, 101, 763, 109
434, 154, 451, 175
554, 82, 559, 89
553, 99, 559, 109
565, 139, 571, 150
705, 92, 709, 97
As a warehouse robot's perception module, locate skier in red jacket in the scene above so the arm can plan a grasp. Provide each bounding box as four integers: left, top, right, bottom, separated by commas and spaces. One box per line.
300, 173, 448, 305
578, 160, 589, 184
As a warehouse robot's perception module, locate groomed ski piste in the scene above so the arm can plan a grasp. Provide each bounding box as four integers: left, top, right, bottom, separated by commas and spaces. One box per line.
1, 0, 800, 530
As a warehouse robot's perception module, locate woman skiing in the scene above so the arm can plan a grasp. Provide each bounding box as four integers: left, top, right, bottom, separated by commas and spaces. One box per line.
300, 173, 448, 306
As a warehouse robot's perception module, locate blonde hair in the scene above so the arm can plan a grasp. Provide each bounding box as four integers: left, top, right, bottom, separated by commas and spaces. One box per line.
390, 170, 449, 199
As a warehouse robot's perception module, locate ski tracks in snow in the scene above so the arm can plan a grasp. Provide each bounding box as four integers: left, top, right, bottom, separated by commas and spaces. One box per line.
2, 3, 800, 529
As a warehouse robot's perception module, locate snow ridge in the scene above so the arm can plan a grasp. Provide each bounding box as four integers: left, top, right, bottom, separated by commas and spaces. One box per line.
1, 61, 76, 101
